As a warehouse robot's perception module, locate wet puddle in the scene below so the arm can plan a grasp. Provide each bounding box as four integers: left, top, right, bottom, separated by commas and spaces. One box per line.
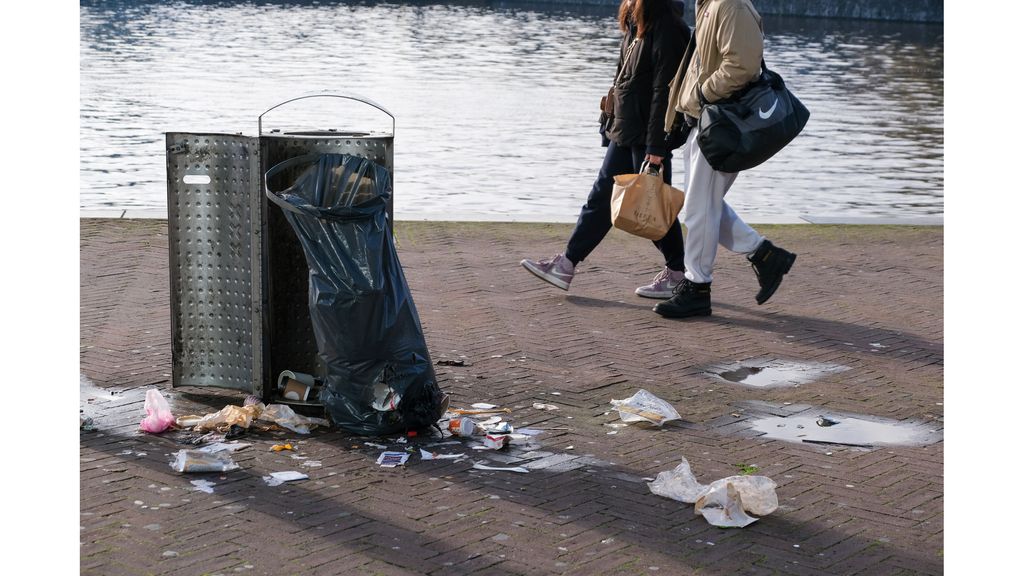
708, 359, 849, 388
80, 374, 123, 403
749, 411, 942, 448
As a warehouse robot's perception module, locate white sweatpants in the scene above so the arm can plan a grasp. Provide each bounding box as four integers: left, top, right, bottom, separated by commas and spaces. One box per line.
680, 128, 764, 284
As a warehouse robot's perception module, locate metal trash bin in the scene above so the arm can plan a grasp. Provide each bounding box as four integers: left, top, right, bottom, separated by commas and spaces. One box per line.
165, 94, 394, 406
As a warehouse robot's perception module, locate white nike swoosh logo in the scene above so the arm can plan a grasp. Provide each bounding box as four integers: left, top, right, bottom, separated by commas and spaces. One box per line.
758, 98, 778, 119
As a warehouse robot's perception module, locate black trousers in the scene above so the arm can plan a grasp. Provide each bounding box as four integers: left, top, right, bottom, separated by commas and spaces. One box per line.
564, 140, 685, 270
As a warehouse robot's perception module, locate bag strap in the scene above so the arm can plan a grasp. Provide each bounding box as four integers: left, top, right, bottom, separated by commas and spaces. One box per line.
614, 36, 640, 85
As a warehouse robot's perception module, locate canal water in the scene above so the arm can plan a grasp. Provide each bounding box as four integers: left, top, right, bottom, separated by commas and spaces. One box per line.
80, 0, 944, 221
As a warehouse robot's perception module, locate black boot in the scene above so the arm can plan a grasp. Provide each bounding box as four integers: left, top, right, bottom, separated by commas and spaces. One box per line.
749, 239, 796, 305
653, 278, 712, 318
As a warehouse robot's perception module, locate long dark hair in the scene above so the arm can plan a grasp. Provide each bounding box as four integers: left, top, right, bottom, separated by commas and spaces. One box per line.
617, 0, 677, 38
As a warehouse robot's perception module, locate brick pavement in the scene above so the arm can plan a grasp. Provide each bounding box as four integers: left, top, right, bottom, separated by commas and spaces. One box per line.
80, 219, 943, 575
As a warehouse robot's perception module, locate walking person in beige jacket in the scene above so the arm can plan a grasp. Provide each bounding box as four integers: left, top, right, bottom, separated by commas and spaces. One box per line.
654, 0, 797, 318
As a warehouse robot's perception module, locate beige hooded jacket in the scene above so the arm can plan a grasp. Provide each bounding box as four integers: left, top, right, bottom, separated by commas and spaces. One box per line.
664, 0, 764, 131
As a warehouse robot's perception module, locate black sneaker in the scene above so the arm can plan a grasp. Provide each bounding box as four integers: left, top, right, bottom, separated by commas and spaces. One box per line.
653, 279, 712, 318
749, 240, 796, 305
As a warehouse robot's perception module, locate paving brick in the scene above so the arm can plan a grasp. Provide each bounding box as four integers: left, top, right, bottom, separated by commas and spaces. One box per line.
80, 220, 943, 575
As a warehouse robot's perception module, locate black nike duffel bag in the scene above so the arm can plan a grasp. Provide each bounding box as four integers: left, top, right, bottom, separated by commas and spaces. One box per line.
697, 62, 810, 173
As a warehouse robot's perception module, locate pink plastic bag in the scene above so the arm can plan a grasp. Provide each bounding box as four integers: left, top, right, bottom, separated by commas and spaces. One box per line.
140, 389, 175, 433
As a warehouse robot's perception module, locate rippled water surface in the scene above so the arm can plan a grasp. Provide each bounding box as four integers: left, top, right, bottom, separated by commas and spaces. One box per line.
80, 0, 944, 220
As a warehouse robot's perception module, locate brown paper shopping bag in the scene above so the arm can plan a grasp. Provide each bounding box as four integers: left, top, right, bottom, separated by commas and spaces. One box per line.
610, 166, 685, 240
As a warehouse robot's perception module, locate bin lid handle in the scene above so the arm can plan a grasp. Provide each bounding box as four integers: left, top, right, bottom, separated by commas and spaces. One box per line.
258, 92, 395, 136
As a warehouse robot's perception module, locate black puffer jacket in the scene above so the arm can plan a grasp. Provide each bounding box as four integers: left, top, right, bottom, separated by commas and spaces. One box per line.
605, 4, 689, 156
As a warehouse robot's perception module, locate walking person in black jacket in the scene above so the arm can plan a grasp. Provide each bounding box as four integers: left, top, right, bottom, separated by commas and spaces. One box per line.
521, 0, 690, 298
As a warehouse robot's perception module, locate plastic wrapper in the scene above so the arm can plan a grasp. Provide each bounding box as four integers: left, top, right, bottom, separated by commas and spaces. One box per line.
140, 389, 175, 433
695, 482, 759, 528
176, 403, 265, 433
609, 389, 681, 426
266, 153, 445, 435
648, 456, 778, 528
258, 404, 329, 434
170, 449, 239, 473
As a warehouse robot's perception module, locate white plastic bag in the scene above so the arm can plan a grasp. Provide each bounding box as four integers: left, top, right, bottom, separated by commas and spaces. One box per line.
609, 389, 681, 426
140, 389, 175, 433
648, 456, 778, 528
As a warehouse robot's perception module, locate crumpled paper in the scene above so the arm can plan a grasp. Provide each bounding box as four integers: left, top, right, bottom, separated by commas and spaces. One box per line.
609, 389, 681, 426
648, 456, 778, 528
176, 403, 266, 433
177, 402, 329, 434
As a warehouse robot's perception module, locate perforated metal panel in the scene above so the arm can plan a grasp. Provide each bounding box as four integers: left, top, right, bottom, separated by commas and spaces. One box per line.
167, 129, 394, 397
167, 132, 260, 393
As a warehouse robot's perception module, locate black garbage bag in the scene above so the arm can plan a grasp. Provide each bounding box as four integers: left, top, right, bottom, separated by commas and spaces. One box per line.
265, 153, 445, 435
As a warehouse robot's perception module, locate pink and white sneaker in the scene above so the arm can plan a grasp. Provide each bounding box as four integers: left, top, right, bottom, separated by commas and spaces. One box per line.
520, 253, 575, 290
635, 266, 686, 299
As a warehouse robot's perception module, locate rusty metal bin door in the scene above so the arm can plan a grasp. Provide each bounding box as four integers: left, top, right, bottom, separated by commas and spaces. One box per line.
166, 132, 261, 394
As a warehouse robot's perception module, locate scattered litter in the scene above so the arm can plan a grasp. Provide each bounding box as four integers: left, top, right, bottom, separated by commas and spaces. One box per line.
270, 444, 295, 452
816, 416, 840, 427
140, 389, 175, 434
565, 445, 574, 450
483, 421, 514, 434
696, 483, 758, 528
478, 416, 502, 426
196, 442, 250, 454
170, 450, 239, 473
609, 389, 681, 426
301, 460, 322, 468
420, 449, 465, 460
451, 407, 511, 415
396, 437, 408, 444
471, 403, 498, 410
550, 392, 562, 396
364, 442, 388, 449
277, 370, 317, 402
482, 434, 511, 450
648, 456, 778, 528
437, 359, 467, 366
178, 431, 225, 446
262, 471, 308, 486
258, 404, 329, 434
80, 416, 97, 432
472, 463, 529, 473
177, 403, 264, 433
448, 418, 479, 437
190, 480, 216, 494
516, 428, 544, 436
224, 424, 247, 439
370, 381, 402, 412
532, 403, 559, 411
377, 452, 410, 467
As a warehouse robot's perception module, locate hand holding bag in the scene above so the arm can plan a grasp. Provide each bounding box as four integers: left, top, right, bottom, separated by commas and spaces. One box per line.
610, 163, 685, 241
697, 61, 810, 173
